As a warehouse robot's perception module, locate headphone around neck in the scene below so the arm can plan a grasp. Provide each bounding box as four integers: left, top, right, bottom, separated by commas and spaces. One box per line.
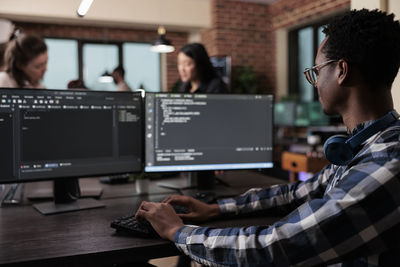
323, 110, 399, 166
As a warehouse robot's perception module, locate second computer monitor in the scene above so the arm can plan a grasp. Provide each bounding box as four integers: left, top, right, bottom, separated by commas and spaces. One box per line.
145, 93, 274, 172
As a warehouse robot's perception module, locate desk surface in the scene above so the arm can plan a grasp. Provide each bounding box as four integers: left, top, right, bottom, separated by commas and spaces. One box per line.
0, 171, 285, 266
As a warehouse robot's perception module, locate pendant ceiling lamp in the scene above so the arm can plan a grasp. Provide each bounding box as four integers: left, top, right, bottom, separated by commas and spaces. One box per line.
98, 71, 113, 83
150, 26, 175, 53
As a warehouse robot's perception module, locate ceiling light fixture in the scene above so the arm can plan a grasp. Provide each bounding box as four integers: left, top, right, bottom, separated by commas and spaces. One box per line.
77, 0, 94, 17
98, 71, 113, 83
150, 26, 175, 53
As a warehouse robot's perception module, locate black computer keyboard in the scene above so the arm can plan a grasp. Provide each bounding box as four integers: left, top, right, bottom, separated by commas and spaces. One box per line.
111, 204, 189, 238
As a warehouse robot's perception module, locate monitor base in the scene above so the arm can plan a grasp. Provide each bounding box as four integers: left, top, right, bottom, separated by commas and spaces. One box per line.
27, 178, 103, 200
33, 198, 105, 215
31, 178, 105, 215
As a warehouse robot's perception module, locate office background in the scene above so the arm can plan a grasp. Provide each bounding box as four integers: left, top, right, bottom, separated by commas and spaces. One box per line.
1, 0, 398, 111
1, 1, 399, 266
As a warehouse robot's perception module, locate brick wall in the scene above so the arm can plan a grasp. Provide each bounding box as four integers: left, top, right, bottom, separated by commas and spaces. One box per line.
202, 0, 273, 93
201, 0, 350, 95
270, 0, 350, 29
16, 22, 188, 91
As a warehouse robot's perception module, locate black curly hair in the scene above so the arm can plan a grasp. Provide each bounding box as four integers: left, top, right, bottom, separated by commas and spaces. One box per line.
322, 9, 400, 88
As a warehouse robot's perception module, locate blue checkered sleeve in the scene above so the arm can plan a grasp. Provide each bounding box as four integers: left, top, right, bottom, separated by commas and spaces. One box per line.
174, 123, 400, 266
216, 164, 334, 217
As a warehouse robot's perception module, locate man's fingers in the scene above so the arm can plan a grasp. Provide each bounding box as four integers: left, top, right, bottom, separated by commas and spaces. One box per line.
136, 201, 156, 221
137, 201, 147, 210
139, 201, 156, 211
165, 195, 191, 206
135, 209, 147, 222
162, 196, 173, 203
178, 213, 192, 220
163, 195, 183, 204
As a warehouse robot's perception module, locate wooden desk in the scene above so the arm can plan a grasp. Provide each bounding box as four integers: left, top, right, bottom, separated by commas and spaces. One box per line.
0, 171, 285, 267
0, 195, 179, 266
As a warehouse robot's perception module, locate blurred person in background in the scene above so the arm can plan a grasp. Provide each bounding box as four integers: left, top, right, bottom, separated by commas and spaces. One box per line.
0, 32, 48, 205
0, 19, 14, 71
177, 43, 227, 94
111, 65, 131, 91
67, 78, 89, 90
0, 33, 47, 88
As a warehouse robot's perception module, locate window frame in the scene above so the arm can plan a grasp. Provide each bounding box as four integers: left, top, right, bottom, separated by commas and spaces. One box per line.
43, 37, 161, 91
288, 18, 333, 100
78, 40, 123, 81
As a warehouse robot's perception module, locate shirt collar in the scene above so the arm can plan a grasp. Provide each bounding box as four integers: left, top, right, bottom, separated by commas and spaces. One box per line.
348, 110, 399, 136
349, 120, 375, 136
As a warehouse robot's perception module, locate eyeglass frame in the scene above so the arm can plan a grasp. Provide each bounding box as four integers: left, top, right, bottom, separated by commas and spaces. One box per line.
303, 59, 337, 87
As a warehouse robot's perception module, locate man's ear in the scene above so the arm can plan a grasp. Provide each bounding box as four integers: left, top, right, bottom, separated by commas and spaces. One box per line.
337, 59, 348, 85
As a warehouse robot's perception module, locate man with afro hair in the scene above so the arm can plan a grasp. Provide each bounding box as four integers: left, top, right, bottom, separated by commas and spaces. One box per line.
136, 9, 400, 266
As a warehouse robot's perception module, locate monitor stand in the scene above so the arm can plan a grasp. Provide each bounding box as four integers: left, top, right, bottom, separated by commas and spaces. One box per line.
27, 178, 103, 200
32, 178, 105, 215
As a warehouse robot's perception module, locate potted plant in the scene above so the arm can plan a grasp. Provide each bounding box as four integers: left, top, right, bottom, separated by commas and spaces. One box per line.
231, 66, 258, 94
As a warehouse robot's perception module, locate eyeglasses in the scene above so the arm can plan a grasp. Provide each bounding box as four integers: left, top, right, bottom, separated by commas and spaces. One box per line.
303, 60, 337, 87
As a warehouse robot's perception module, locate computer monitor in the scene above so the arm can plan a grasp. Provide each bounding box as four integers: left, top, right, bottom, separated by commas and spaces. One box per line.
295, 101, 330, 127
274, 101, 296, 126
0, 88, 142, 214
210, 56, 231, 86
144, 93, 274, 189
274, 100, 330, 127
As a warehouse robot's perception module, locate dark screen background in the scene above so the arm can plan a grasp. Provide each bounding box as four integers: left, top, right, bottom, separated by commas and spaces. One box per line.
157, 99, 269, 148
118, 119, 141, 157
21, 110, 113, 161
0, 112, 13, 182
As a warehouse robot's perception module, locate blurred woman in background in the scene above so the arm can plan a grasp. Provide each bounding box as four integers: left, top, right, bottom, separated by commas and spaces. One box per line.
178, 42, 227, 93
175, 42, 227, 267
0, 33, 47, 88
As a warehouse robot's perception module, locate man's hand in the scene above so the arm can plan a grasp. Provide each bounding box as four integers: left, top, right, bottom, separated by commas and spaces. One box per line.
135, 201, 184, 241
163, 195, 221, 223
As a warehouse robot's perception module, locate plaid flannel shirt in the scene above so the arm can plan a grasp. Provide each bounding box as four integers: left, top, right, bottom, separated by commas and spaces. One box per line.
174, 119, 400, 266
